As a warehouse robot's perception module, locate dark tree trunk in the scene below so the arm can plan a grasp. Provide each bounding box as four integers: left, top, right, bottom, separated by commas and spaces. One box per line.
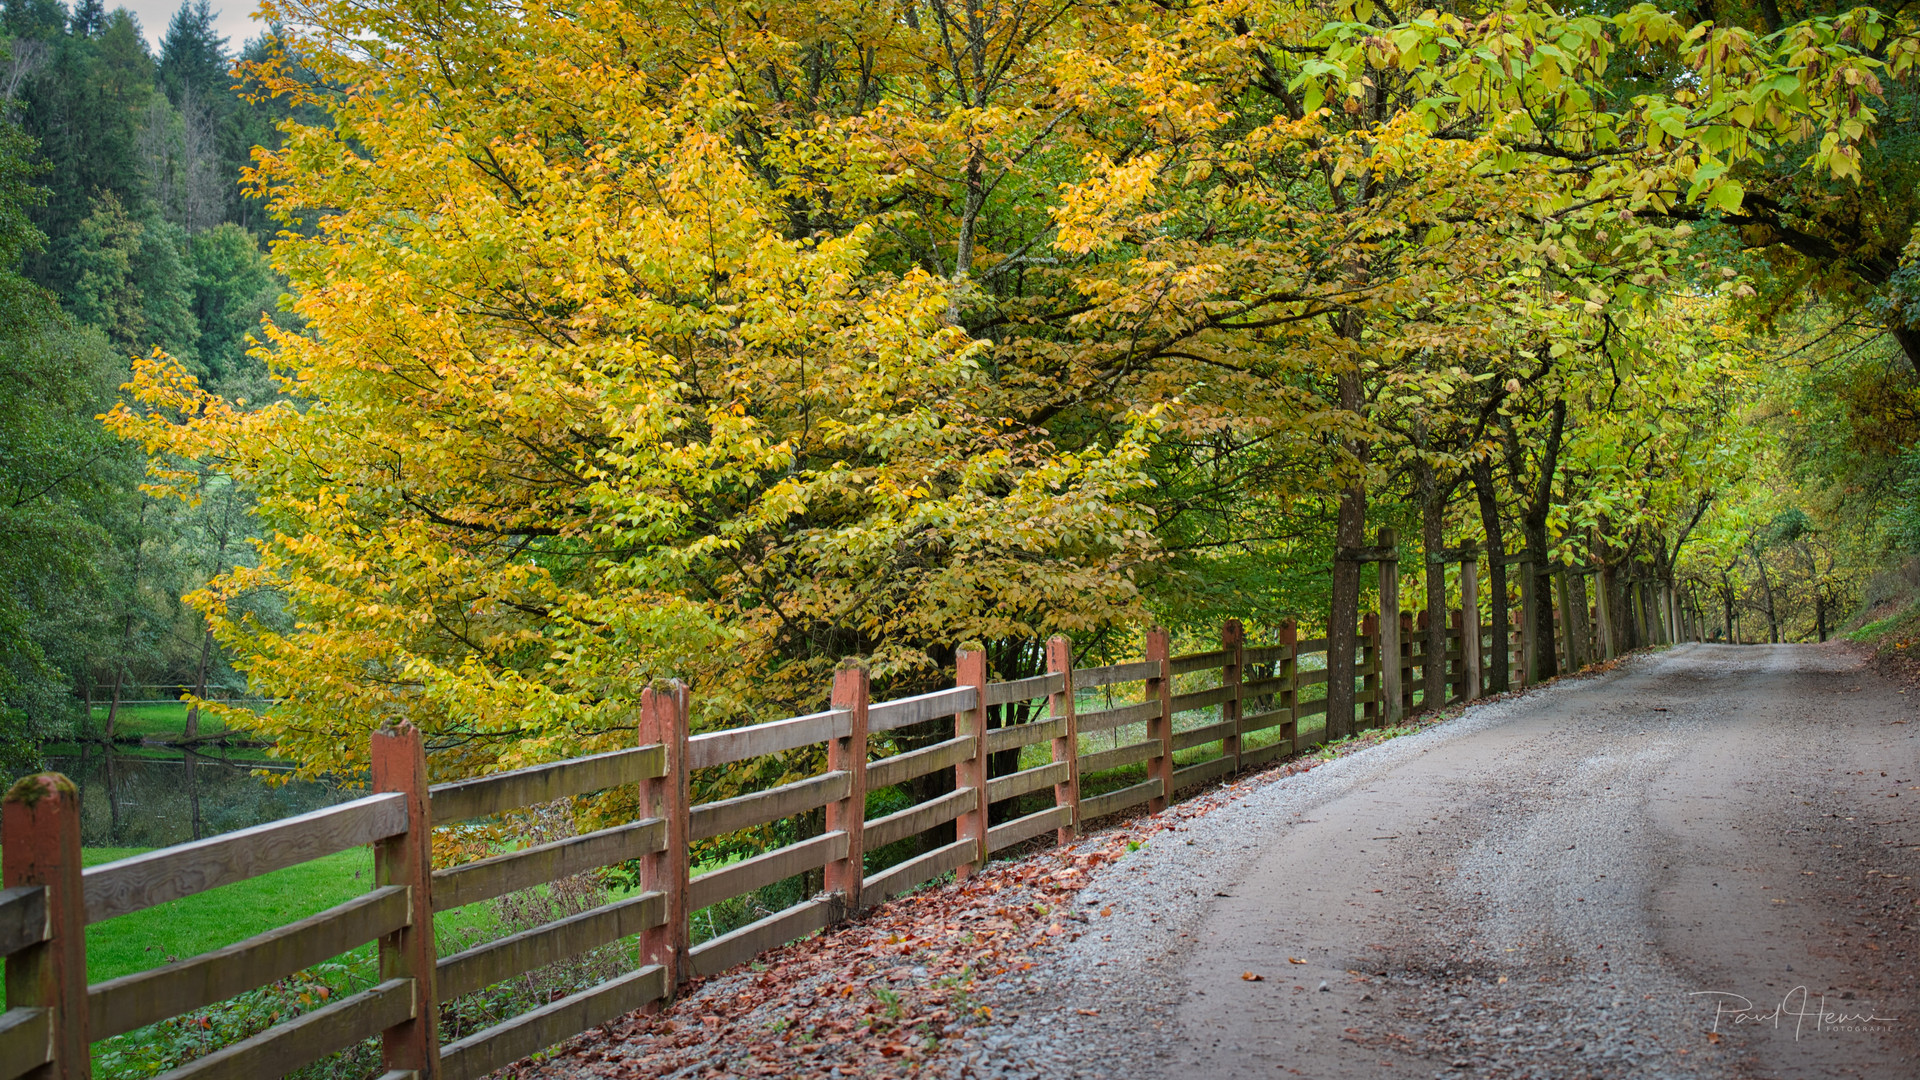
1514, 400, 1567, 682
1471, 459, 1510, 692
1326, 369, 1367, 741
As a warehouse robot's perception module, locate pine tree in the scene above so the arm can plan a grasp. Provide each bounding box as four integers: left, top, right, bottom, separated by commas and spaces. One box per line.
66, 0, 104, 38
158, 0, 228, 108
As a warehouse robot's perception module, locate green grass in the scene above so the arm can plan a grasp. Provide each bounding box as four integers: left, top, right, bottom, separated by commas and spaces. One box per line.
1844, 598, 1920, 644
86, 701, 265, 740
81, 847, 376, 983
0, 845, 496, 989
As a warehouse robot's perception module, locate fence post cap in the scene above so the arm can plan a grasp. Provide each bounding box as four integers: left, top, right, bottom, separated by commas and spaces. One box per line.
5, 772, 75, 804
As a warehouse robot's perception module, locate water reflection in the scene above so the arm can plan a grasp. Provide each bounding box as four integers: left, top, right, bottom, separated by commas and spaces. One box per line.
45, 747, 360, 848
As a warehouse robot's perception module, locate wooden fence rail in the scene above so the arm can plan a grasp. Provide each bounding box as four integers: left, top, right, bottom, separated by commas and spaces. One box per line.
3, 547, 1695, 1079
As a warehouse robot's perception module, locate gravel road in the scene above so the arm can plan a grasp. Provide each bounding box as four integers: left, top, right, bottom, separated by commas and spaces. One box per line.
950, 644, 1920, 1080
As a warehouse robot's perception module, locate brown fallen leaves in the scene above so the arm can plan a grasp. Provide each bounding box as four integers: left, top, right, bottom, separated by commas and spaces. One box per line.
507, 744, 1385, 1079
507, 838, 1135, 1079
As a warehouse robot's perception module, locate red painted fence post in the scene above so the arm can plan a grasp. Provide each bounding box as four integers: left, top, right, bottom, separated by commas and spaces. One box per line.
3, 773, 88, 1080
826, 663, 869, 918
955, 648, 991, 879
1361, 612, 1379, 728
639, 681, 691, 993
1046, 635, 1080, 845
1146, 627, 1172, 814
369, 722, 441, 1077
1279, 618, 1298, 754
1399, 610, 1415, 717
1221, 619, 1244, 772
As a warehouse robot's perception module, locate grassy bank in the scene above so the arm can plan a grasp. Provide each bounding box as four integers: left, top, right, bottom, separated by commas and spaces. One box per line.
79, 846, 375, 983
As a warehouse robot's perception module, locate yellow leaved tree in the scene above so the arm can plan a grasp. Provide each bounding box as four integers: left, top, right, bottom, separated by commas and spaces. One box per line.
108, 0, 1157, 782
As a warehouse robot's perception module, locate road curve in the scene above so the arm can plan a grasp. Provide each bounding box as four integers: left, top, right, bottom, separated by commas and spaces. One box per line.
964, 644, 1919, 1080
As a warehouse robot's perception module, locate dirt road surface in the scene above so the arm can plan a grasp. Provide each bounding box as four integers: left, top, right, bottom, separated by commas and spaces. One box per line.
965, 644, 1919, 1080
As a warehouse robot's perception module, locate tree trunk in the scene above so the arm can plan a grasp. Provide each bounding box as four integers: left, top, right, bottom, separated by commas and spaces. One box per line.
184, 628, 214, 742
1471, 459, 1510, 692
105, 665, 125, 742
1326, 369, 1367, 741
1514, 400, 1567, 682
1751, 543, 1780, 642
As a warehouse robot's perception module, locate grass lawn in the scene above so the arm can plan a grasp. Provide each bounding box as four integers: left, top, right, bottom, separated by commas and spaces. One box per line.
0, 845, 501, 991
85, 701, 270, 741
81, 846, 376, 983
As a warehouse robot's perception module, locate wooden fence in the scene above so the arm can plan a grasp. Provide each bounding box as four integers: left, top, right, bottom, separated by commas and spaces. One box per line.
0, 565, 1695, 1079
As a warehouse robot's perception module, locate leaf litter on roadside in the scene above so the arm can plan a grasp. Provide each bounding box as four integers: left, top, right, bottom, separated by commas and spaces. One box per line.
507, 731, 1435, 1079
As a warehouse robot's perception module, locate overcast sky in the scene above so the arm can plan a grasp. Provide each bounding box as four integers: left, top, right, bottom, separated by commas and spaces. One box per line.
118, 0, 267, 53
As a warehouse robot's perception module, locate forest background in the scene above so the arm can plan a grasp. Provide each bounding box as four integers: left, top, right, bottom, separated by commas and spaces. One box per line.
2, 0, 1919, 784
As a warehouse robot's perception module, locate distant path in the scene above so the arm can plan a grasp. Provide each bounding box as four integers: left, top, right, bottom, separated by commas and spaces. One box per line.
969, 645, 1920, 1080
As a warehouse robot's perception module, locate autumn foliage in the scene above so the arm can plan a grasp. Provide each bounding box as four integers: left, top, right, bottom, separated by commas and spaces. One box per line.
107, 0, 1920, 778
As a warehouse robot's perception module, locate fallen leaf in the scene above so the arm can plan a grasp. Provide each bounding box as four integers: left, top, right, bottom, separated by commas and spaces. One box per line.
1288, 957, 1307, 964
1242, 972, 1265, 981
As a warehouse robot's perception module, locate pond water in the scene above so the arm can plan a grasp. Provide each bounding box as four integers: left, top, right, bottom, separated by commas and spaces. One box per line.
43, 747, 362, 849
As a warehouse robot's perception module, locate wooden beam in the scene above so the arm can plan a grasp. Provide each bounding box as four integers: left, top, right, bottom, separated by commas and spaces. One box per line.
689, 832, 846, 912
863, 788, 975, 851
864, 737, 972, 791
431, 819, 666, 913
1069, 660, 1159, 689
866, 686, 978, 734
153, 977, 414, 1080
688, 772, 850, 843
438, 965, 665, 1080
0, 888, 45, 961
686, 710, 847, 771
436, 892, 666, 1001
83, 792, 407, 923
428, 745, 666, 823
90, 886, 410, 1040
688, 900, 833, 978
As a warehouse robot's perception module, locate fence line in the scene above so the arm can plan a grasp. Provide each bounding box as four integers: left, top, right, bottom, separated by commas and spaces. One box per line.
2, 548, 1694, 1079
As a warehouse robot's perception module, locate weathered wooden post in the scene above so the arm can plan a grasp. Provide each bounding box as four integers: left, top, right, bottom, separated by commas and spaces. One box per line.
1460, 553, 1482, 701
1555, 568, 1579, 671
1279, 618, 1300, 754
1447, 609, 1465, 703
1414, 609, 1429, 712
370, 722, 441, 1075
1518, 559, 1539, 685
1046, 635, 1079, 844
1360, 612, 1380, 728
1510, 607, 1527, 688
639, 681, 690, 990
825, 663, 869, 918
1221, 619, 1245, 771
955, 648, 991, 878
1376, 529, 1402, 724
1145, 627, 1173, 814
1399, 610, 1415, 716
1596, 564, 1617, 660
3, 773, 87, 1080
